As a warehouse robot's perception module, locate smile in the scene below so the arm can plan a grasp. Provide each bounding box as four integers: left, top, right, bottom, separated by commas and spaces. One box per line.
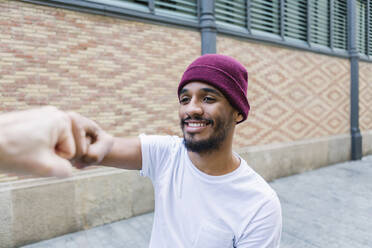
183, 120, 212, 134
187, 122, 207, 127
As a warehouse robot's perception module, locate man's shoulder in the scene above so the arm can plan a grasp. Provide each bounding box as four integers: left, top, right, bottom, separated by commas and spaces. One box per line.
139, 134, 186, 158
139, 134, 183, 147
238, 159, 279, 203
139, 134, 185, 180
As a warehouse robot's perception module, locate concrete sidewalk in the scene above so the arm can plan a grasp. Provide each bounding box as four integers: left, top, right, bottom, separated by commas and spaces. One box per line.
23, 156, 372, 248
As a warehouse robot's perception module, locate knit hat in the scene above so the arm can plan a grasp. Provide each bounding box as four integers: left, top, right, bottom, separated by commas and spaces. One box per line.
178, 54, 250, 123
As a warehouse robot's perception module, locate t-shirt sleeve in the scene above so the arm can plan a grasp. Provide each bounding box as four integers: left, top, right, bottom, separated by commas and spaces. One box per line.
236, 193, 282, 248
139, 134, 179, 183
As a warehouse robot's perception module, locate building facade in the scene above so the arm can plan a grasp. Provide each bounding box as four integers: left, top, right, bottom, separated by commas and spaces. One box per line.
0, 0, 371, 246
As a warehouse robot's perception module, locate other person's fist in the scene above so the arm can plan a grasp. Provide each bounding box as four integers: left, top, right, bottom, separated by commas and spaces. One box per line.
0, 106, 76, 178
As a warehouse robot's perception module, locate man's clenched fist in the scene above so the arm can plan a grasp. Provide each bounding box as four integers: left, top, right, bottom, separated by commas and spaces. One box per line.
68, 111, 113, 168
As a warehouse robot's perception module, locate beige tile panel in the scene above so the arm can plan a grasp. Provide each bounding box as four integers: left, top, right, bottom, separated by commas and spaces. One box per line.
218, 35, 350, 147
359, 62, 372, 132
362, 130, 372, 155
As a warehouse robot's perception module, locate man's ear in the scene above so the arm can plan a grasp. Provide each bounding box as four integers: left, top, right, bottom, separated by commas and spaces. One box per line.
235, 112, 244, 124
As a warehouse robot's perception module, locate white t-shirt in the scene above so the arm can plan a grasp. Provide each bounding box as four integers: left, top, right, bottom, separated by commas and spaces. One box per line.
140, 135, 282, 248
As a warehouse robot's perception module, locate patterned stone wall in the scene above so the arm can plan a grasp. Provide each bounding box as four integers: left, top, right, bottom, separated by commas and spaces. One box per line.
359, 62, 372, 132
218, 35, 351, 147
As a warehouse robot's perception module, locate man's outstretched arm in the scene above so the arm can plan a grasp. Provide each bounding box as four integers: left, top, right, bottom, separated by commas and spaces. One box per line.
100, 137, 142, 170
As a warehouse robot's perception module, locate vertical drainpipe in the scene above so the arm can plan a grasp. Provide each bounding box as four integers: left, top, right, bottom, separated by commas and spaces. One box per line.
199, 0, 216, 54
348, 0, 362, 160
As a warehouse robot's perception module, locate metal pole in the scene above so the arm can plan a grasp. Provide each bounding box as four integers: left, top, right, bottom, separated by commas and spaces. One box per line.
348, 0, 362, 160
199, 0, 216, 54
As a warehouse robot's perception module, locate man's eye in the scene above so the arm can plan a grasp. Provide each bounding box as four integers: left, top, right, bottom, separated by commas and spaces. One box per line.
180, 97, 190, 104
203, 97, 215, 103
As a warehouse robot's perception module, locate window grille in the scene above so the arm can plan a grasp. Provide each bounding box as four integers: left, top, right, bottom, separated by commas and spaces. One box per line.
215, 0, 247, 28
333, 0, 348, 50
124, 0, 148, 6
251, 0, 281, 35
284, 0, 307, 41
155, 0, 197, 18
369, 1, 372, 55
31, 0, 372, 58
310, 0, 330, 47
356, 0, 367, 54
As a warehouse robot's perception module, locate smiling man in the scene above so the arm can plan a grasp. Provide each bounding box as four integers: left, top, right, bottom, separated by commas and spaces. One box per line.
0, 55, 280, 247
73, 54, 282, 247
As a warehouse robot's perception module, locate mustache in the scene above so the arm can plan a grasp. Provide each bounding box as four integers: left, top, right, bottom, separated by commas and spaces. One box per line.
181, 116, 213, 125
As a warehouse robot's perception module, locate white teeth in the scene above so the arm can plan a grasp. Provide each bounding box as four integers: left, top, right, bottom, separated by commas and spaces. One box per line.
188, 123, 206, 127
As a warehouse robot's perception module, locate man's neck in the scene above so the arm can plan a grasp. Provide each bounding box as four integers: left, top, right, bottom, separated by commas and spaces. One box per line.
187, 144, 240, 176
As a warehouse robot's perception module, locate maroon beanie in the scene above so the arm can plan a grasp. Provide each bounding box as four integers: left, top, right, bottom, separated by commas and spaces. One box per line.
178, 54, 250, 123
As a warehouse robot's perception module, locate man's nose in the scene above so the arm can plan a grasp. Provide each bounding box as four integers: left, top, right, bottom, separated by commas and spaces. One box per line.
186, 99, 204, 117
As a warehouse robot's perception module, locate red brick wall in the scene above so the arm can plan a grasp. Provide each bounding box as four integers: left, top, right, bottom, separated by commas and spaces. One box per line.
0, 0, 200, 139
0, 0, 201, 182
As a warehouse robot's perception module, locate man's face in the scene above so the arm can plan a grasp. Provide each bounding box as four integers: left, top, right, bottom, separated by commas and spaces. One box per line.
178, 82, 237, 153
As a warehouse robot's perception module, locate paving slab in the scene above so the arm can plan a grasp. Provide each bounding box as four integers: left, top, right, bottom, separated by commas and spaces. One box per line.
22, 213, 154, 248
22, 156, 372, 248
274, 155, 372, 248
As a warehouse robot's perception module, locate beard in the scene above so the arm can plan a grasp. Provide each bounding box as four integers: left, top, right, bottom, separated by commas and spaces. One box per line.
181, 114, 234, 154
